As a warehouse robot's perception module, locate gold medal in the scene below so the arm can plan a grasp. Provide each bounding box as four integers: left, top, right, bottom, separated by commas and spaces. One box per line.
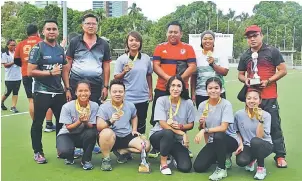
117, 109, 124, 117
128, 61, 134, 68
207, 51, 213, 57
167, 118, 174, 125
112, 101, 124, 118
127, 52, 139, 69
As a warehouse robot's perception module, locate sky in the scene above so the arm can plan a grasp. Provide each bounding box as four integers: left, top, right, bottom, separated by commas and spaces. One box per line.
1, 0, 302, 21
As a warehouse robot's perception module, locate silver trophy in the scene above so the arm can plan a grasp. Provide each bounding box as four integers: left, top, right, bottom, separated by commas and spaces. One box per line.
250, 52, 261, 85
138, 138, 151, 173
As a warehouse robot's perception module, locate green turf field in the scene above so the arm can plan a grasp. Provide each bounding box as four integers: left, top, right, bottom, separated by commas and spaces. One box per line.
1, 66, 302, 181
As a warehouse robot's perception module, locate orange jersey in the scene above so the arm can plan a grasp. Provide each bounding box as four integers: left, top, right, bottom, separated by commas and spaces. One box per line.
14, 36, 42, 76
153, 42, 196, 91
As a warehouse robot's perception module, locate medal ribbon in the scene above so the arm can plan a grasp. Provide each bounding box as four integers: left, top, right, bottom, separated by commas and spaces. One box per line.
169, 96, 181, 119
75, 99, 90, 114
201, 97, 222, 118
111, 101, 124, 113
128, 52, 139, 64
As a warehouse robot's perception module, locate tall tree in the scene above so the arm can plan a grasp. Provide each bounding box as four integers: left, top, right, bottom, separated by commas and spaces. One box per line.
128, 3, 142, 30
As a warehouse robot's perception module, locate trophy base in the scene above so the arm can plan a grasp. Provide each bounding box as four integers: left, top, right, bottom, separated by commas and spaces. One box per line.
138, 163, 151, 173
250, 78, 261, 85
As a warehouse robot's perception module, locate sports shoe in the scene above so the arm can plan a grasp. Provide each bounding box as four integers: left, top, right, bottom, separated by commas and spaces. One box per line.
34, 152, 47, 164
225, 157, 232, 169
1, 103, 7, 110
74, 148, 83, 159
10, 107, 19, 113
160, 165, 172, 175
64, 159, 74, 165
113, 150, 128, 164
245, 159, 256, 172
93, 145, 101, 154
81, 161, 93, 170
101, 157, 112, 171
254, 166, 267, 180
44, 124, 56, 132
148, 148, 159, 158
188, 150, 193, 158
209, 167, 227, 181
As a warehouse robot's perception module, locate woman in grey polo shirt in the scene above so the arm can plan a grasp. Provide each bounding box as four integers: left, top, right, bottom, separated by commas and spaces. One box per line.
193, 77, 239, 181
114, 31, 153, 134
149, 75, 195, 175
234, 89, 273, 180
56, 80, 98, 170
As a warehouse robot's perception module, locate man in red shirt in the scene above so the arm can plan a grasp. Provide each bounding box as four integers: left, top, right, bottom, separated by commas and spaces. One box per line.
14, 24, 55, 132
149, 21, 196, 158
238, 25, 288, 168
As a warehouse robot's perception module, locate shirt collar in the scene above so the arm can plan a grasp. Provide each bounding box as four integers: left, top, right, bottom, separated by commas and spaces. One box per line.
129, 52, 142, 60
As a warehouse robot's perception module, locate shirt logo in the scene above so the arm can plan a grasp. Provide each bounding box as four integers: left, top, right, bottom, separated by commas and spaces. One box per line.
180, 49, 186, 54
43, 56, 52, 59
272, 105, 276, 109
43, 64, 63, 70
72, 116, 77, 122
162, 50, 167, 53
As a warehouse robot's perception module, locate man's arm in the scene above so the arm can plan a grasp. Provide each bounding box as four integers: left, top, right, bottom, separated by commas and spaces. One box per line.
212, 64, 229, 76
181, 63, 196, 81
238, 71, 247, 83
62, 57, 73, 89
269, 63, 287, 82
103, 61, 110, 87
153, 61, 171, 81
27, 63, 51, 77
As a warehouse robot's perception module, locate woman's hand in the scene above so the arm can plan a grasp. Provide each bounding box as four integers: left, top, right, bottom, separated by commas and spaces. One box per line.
235, 144, 244, 155
194, 129, 205, 144
123, 65, 131, 73
183, 133, 189, 148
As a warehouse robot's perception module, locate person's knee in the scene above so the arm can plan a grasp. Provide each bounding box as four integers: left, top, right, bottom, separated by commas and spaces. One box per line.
99, 128, 115, 142
178, 161, 192, 173
84, 128, 97, 139
250, 137, 263, 148
193, 161, 208, 173
236, 156, 250, 167
213, 132, 226, 141
162, 129, 174, 138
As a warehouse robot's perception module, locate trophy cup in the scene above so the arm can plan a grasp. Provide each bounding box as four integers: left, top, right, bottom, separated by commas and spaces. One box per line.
250, 52, 261, 85
138, 136, 151, 173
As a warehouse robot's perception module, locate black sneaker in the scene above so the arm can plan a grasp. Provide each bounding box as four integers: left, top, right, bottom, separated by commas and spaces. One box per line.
113, 150, 128, 164
1, 103, 7, 110
10, 107, 19, 113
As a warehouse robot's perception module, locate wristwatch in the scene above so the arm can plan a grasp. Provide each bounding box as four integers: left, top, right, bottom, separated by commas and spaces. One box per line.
204, 128, 209, 133
259, 120, 264, 124
105, 119, 113, 126
65, 87, 72, 92
104, 85, 109, 89
209, 62, 215, 68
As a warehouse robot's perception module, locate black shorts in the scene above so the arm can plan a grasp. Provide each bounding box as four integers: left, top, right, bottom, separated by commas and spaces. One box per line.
4, 80, 21, 96
112, 133, 137, 151
22, 76, 33, 98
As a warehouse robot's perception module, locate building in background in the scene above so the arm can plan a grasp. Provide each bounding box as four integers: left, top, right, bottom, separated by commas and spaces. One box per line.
92, 1, 128, 17
35, 1, 60, 8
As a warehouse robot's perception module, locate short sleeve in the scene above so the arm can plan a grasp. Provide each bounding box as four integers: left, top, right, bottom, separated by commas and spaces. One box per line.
66, 38, 76, 59
222, 102, 234, 124
234, 112, 239, 132
89, 102, 99, 124
146, 55, 153, 75
129, 102, 137, 118
97, 104, 110, 121
238, 55, 247, 71
59, 104, 74, 124
154, 97, 167, 122
14, 43, 21, 59
114, 55, 125, 75
186, 45, 196, 63
28, 45, 40, 65
218, 55, 229, 69
263, 111, 271, 136
186, 100, 196, 123
1, 53, 8, 64
271, 47, 285, 66
103, 41, 112, 62
152, 45, 162, 62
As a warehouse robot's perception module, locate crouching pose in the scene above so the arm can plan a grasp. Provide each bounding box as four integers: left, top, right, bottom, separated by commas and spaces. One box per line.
97, 79, 150, 171
149, 75, 196, 175
235, 89, 273, 180
57, 80, 98, 170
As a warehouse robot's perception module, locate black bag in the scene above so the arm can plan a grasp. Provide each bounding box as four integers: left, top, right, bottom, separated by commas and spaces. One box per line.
176, 61, 188, 76
237, 85, 248, 102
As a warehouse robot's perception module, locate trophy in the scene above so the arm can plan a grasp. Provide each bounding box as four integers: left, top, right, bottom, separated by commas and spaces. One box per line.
250, 52, 261, 85
138, 135, 151, 173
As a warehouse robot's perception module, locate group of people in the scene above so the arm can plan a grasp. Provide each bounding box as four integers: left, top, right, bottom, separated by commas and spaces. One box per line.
3, 12, 288, 180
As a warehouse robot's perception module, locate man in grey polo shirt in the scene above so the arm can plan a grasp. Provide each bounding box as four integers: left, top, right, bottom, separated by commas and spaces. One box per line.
64, 13, 111, 105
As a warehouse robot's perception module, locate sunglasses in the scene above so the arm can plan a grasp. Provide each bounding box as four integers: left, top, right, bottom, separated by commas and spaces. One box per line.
245, 33, 260, 39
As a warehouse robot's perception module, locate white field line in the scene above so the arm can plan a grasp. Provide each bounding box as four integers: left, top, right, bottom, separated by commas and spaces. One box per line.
1, 72, 301, 118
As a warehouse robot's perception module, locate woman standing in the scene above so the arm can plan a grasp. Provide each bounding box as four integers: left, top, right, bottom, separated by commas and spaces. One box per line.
235, 89, 273, 180
193, 77, 239, 181
114, 31, 153, 134
191, 30, 229, 108
149, 75, 195, 175
1, 39, 22, 113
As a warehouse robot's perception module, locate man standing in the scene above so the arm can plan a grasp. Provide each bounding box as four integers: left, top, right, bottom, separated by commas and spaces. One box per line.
63, 14, 111, 105
14, 24, 55, 132
149, 21, 196, 157
28, 20, 68, 164
238, 25, 287, 168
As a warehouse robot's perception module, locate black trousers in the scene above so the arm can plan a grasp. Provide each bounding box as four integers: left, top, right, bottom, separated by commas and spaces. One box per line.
193, 132, 237, 172
70, 78, 102, 105
4, 80, 21, 97
149, 89, 168, 126
134, 101, 149, 134
31, 93, 66, 153
260, 98, 286, 159
236, 137, 273, 167
150, 129, 192, 173
57, 128, 97, 162
195, 92, 226, 108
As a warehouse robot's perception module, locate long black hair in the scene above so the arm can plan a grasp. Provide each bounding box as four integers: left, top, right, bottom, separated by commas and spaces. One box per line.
4, 39, 15, 55
165, 75, 190, 100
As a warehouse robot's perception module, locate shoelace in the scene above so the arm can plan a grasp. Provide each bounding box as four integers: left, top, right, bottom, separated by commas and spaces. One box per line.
215, 167, 222, 174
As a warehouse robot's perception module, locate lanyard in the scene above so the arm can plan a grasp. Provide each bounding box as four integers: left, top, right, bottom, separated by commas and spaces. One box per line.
112, 101, 124, 116
201, 97, 222, 118
169, 96, 181, 119
75, 100, 90, 115
127, 52, 139, 68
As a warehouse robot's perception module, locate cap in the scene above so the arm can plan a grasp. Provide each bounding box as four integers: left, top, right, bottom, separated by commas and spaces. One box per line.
245, 25, 261, 35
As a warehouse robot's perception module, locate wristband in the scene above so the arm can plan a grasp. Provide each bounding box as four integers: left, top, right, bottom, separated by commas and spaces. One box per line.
65, 87, 72, 92
204, 128, 209, 133
105, 119, 113, 126
103, 85, 109, 89
209, 62, 214, 68
259, 120, 264, 124
179, 124, 184, 130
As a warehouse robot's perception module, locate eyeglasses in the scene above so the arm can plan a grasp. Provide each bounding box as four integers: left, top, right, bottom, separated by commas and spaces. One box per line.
246, 33, 260, 39
84, 22, 98, 26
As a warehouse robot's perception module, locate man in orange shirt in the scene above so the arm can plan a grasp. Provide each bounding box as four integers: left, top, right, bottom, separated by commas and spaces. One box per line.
149, 21, 196, 158
14, 24, 55, 132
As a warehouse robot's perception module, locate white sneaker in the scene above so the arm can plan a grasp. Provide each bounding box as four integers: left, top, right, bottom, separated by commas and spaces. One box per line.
166, 155, 172, 165
209, 167, 227, 181
254, 166, 267, 180
160, 165, 172, 175
245, 160, 257, 172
